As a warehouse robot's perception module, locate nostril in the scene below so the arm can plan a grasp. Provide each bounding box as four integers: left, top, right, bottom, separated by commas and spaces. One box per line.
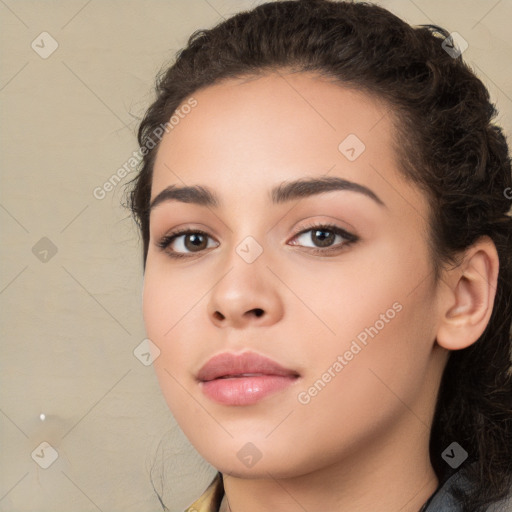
214, 311, 225, 320
252, 308, 264, 317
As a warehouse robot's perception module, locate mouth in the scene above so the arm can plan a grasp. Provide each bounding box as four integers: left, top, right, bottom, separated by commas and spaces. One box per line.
197, 351, 300, 406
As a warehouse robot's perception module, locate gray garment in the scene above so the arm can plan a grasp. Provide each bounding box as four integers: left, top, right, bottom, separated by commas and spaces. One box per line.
423, 467, 512, 512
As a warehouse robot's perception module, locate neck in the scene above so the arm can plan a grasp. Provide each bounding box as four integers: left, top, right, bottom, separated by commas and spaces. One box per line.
221, 411, 439, 512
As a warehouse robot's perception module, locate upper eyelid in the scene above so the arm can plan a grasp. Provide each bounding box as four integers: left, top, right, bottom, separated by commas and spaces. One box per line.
163, 223, 351, 240
158, 223, 356, 251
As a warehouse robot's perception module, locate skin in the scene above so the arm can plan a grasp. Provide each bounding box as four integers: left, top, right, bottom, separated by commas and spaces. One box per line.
142, 71, 499, 512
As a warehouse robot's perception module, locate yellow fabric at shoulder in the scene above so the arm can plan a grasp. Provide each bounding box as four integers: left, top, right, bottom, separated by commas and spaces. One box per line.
184, 473, 224, 512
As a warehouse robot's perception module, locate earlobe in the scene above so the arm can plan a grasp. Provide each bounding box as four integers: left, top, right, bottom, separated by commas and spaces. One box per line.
436, 237, 499, 351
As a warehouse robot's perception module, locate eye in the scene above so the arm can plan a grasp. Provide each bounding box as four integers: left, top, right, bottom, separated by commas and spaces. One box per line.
289, 223, 358, 254
156, 229, 219, 259
156, 223, 358, 259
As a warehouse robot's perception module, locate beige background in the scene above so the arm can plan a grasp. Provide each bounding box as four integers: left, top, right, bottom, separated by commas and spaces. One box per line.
1, 1, 511, 511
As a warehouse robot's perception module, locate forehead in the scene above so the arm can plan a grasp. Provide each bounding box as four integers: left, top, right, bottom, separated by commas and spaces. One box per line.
151, 71, 426, 217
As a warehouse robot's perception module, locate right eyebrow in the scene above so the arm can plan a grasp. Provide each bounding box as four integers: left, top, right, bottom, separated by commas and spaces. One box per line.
150, 185, 218, 211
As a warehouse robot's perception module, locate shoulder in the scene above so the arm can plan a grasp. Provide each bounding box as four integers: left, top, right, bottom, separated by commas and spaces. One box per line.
425, 466, 512, 512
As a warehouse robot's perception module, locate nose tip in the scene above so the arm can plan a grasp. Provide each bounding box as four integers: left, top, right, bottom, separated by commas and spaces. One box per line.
207, 258, 284, 328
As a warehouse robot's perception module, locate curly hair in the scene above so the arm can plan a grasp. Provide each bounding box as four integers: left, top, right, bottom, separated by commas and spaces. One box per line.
125, 1, 512, 510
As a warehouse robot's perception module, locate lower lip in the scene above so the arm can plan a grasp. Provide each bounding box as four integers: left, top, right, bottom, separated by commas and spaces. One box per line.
200, 375, 297, 405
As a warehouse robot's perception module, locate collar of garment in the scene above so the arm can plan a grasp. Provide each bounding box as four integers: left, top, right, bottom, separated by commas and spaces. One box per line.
183, 467, 512, 512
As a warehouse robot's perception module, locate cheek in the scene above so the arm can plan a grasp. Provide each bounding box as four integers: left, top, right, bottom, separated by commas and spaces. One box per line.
301, 257, 425, 362
299, 247, 437, 414
142, 265, 186, 392
306, 270, 437, 422
142, 261, 211, 412
142, 257, 198, 349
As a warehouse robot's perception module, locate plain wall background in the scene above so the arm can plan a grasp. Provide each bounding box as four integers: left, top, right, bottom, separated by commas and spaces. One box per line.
1, 1, 511, 511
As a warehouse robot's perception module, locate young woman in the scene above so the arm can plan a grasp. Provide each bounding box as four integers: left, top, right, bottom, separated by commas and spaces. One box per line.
126, 1, 512, 510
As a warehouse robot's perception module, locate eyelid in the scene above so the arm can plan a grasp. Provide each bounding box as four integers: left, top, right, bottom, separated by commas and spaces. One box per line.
156, 221, 358, 258
155, 227, 219, 256
289, 221, 358, 249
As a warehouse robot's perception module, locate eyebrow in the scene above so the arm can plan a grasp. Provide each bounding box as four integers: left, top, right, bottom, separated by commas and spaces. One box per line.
149, 176, 385, 211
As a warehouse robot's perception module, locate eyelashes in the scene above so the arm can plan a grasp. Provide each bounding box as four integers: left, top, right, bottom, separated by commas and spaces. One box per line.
156, 222, 359, 260
156, 228, 217, 259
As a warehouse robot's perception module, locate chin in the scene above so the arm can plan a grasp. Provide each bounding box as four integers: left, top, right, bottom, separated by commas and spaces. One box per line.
196, 443, 316, 481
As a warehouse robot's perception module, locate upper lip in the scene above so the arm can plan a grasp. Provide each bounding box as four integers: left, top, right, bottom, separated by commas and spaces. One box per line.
197, 351, 299, 382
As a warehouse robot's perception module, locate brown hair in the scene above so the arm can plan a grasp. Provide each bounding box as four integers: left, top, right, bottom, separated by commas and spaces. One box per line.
125, 1, 512, 509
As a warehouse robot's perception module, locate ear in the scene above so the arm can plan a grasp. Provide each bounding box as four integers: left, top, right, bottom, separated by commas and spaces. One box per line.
436, 236, 499, 351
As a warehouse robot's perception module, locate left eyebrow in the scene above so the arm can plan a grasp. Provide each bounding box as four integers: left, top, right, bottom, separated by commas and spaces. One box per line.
271, 176, 385, 207
149, 176, 385, 211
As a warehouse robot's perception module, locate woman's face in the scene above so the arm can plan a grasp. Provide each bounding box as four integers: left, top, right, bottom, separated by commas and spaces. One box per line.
143, 72, 447, 478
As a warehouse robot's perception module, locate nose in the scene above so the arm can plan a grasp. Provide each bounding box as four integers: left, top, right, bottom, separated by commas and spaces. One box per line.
207, 257, 284, 330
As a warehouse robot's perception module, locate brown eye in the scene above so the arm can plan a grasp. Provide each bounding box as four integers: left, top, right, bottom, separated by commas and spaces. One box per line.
157, 229, 219, 258
289, 223, 358, 254
310, 228, 336, 247
183, 233, 208, 251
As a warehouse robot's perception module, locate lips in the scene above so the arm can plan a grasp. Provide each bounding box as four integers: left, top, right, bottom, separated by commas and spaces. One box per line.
197, 351, 299, 381
197, 351, 300, 406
